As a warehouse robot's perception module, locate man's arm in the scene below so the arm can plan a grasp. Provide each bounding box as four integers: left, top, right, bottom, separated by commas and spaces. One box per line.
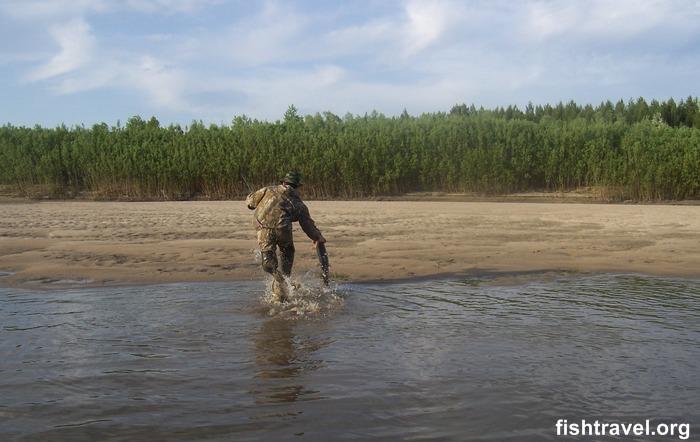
298, 203, 325, 243
245, 188, 265, 210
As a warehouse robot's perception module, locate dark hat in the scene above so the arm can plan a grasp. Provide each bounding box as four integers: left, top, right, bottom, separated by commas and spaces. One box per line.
282, 171, 302, 187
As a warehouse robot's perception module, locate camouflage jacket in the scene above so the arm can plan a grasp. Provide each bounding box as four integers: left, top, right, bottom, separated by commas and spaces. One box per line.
245, 185, 323, 240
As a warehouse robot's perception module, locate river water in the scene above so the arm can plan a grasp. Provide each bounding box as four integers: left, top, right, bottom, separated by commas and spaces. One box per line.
1, 273, 698, 441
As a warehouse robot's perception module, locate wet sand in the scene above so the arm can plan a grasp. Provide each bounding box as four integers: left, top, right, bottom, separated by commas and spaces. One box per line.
1, 200, 699, 288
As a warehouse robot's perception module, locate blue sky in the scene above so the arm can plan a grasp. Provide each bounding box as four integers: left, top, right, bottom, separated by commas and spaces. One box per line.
1, 0, 699, 126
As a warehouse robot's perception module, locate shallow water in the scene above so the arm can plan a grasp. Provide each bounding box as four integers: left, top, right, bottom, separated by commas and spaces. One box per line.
1, 273, 698, 441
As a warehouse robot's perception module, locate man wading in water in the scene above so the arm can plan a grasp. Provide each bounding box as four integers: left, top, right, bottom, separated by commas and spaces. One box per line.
246, 171, 326, 302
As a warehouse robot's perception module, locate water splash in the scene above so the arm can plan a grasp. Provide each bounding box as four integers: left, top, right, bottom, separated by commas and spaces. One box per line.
260, 271, 344, 319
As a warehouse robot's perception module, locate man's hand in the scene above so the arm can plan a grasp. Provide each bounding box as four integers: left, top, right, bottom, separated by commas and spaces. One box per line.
312, 236, 326, 246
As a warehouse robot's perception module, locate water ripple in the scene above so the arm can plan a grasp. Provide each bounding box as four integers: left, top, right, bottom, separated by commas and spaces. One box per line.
0, 273, 698, 440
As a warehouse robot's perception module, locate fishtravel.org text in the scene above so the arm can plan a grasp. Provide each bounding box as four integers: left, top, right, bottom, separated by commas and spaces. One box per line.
556, 419, 690, 440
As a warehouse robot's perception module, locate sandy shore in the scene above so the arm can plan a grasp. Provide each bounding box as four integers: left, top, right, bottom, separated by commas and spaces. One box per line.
1, 200, 699, 288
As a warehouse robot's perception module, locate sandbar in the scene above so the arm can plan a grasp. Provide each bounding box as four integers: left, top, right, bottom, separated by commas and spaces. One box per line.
1, 200, 699, 289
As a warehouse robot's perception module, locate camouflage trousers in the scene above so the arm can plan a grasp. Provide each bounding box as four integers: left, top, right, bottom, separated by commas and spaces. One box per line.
257, 227, 295, 276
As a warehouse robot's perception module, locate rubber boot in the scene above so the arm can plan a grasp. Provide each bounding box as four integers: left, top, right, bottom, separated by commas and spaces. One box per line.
272, 271, 289, 303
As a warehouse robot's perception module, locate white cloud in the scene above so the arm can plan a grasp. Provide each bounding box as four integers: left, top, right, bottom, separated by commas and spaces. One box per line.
222, 1, 312, 66
19, 16, 189, 111
402, 0, 452, 55
45, 55, 189, 111
8, 0, 194, 111
524, 0, 700, 42
324, 0, 459, 60
313, 65, 345, 86
525, 2, 572, 40
127, 56, 188, 110
326, 20, 393, 55
1, 0, 218, 19
187, 64, 349, 117
3, 0, 700, 124
51, 62, 117, 94
0, 0, 109, 19
123, 0, 222, 14
27, 18, 96, 81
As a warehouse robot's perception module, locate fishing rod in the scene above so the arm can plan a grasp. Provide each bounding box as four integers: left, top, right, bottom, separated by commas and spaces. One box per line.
240, 173, 253, 193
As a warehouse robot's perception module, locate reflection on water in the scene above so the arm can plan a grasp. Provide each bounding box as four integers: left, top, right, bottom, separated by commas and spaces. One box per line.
252, 318, 328, 404
1, 273, 699, 441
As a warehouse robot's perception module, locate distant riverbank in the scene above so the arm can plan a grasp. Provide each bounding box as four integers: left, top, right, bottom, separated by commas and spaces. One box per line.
1, 200, 699, 289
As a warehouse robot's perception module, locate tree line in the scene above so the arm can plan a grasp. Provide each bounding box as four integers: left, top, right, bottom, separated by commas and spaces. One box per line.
1, 97, 699, 201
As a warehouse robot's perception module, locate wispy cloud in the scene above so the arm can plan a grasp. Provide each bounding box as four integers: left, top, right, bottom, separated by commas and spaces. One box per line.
1, 0, 699, 125
18, 12, 189, 111
26, 18, 96, 81
1, 0, 219, 19
48, 55, 189, 111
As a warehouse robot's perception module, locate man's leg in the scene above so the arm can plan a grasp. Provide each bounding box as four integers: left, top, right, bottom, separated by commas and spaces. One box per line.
277, 228, 295, 277
257, 228, 287, 302
257, 228, 277, 275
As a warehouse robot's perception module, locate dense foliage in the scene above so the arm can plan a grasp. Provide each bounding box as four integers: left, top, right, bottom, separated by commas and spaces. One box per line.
1, 98, 699, 200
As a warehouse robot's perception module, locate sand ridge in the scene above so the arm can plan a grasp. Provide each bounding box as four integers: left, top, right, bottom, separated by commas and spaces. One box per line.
1, 200, 699, 288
